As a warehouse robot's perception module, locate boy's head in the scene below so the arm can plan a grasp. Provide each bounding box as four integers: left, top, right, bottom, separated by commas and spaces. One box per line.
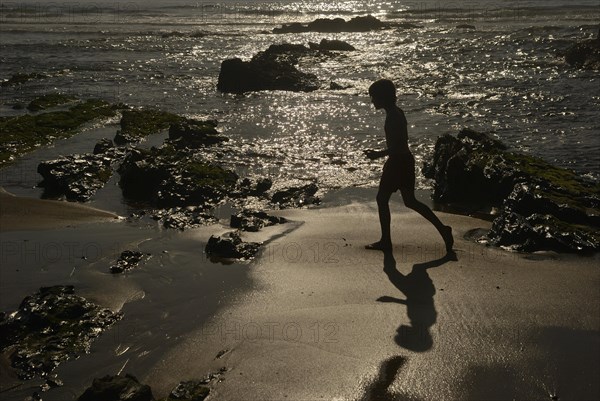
369, 79, 397, 108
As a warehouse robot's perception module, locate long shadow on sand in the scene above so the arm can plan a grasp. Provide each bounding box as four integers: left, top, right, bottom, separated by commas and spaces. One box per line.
359, 251, 454, 400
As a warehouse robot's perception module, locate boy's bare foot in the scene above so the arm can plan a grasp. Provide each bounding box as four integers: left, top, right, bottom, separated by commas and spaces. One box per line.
442, 225, 454, 252
365, 241, 392, 251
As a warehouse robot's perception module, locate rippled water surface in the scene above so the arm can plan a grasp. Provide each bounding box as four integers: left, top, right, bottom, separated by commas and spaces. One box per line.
1, 0, 599, 195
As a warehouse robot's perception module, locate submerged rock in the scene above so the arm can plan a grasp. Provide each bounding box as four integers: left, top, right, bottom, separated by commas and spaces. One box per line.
564, 37, 600, 70
271, 183, 320, 208
118, 145, 238, 208
0, 285, 121, 380
273, 15, 386, 34
205, 231, 261, 260
309, 39, 356, 51
168, 118, 228, 148
77, 374, 153, 401
230, 209, 288, 232
424, 128, 600, 252
37, 153, 116, 201
110, 250, 146, 273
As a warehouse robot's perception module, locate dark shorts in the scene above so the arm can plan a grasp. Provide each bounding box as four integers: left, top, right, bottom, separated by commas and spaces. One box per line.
379, 153, 416, 192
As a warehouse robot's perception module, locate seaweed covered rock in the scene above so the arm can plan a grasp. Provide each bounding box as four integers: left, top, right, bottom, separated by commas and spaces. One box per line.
205, 231, 261, 260
78, 374, 154, 401
37, 153, 117, 201
118, 145, 238, 207
230, 209, 288, 232
273, 15, 386, 34
27, 93, 77, 112
0, 285, 121, 380
110, 250, 146, 273
168, 118, 228, 148
114, 108, 182, 145
425, 128, 600, 252
271, 183, 320, 208
564, 29, 600, 70
0, 99, 122, 167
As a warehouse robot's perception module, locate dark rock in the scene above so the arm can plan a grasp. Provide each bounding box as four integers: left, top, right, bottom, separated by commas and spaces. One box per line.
217, 54, 319, 93
118, 145, 238, 208
230, 209, 288, 232
487, 183, 600, 252
235, 177, 273, 197
274, 15, 386, 34
77, 374, 154, 401
151, 206, 218, 230
110, 250, 146, 273
272, 183, 320, 208
165, 380, 210, 401
564, 37, 600, 69
37, 153, 117, 201
0, 285, 121, 380
425, 129, 600, 253
205, 231, 261, 260
93, 138, 115, 154
168, 118, 228, 148
309, 39, 355, 51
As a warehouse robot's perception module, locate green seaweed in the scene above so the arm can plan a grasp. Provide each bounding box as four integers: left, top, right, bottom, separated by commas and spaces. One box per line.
186, 160, 238, 188
119, 108, 183, 141
27, 93, 78, 111
0, 99, 123, 167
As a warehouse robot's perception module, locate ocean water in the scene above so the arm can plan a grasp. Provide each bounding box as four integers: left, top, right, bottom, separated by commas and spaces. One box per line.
1, 0, 599, 196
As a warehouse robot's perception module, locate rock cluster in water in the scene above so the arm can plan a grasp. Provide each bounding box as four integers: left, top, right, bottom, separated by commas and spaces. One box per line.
273, 15, 386, 34
150, 206, 218, 230
0, 285, 122, 380
217, 41, 356, 93
424, 129, 600, 252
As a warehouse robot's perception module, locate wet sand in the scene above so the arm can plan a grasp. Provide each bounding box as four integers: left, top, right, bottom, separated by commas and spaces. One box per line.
1, 190, 598, 400
144, 201, 600, 401
0, 187, 121, 231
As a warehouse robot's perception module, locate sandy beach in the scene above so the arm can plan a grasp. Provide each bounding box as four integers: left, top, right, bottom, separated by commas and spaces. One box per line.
1, 187, 599, 400
138, 199, 599, 400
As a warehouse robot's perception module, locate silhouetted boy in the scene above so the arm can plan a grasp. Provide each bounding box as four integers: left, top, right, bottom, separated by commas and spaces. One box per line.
364, 79, 453, 253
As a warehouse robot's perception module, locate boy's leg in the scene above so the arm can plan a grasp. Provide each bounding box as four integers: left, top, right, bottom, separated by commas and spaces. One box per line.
399, 187, 454, 252
367, 189, 393, 249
